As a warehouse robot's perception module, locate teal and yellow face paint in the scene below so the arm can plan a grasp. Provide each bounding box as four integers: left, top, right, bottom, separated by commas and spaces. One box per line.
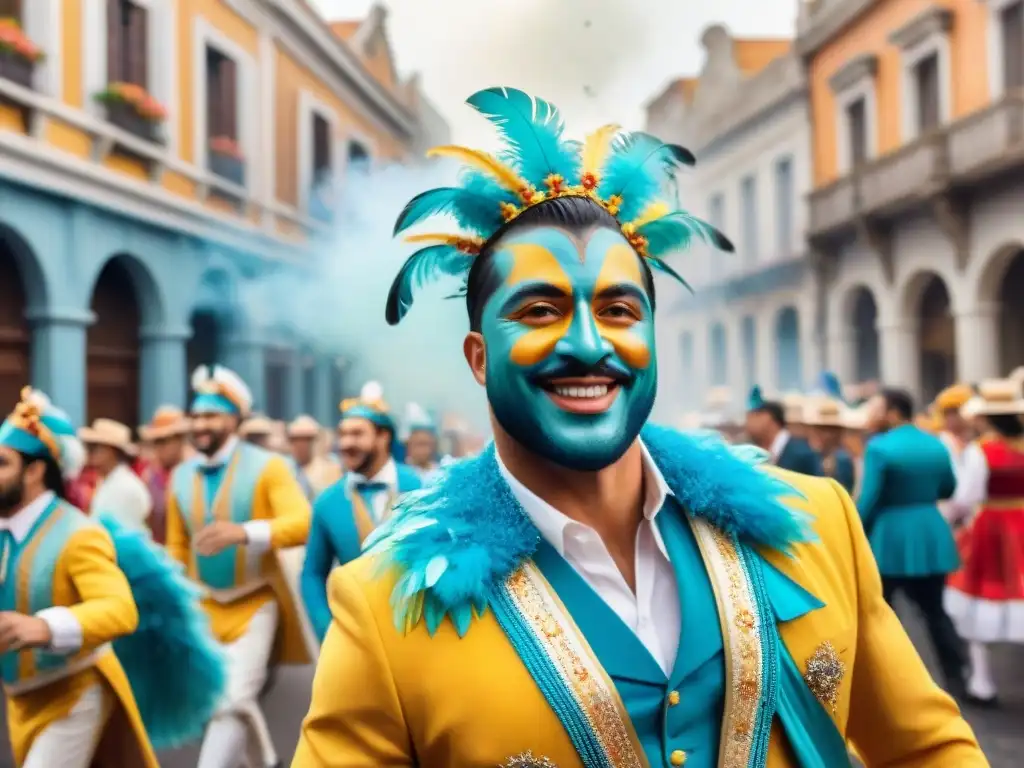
480, 225, 657, 470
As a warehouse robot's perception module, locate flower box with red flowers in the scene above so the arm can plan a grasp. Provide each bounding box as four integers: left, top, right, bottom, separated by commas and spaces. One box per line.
208, 136, 246, 187
93, 81, 168, 143
0, 18, 44, 90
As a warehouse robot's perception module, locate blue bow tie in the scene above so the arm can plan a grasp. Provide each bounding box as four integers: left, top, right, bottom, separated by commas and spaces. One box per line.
200, 462, 225, 475
355, 481, 388, 494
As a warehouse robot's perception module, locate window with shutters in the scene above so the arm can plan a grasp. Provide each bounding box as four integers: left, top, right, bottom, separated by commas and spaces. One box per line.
309, 113, 334, 220
107, 0, 148, 88
1003, 2, 1024, 91
846, 98, 868, 168
774, 156, 794, 259
913, 53, 941, 133
205, 46, 238, 143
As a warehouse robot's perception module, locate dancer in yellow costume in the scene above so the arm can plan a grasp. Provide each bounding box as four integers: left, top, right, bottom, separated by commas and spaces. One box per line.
293, 89, 985, 767
166, 365, 312, 768
1, 389, 223, 767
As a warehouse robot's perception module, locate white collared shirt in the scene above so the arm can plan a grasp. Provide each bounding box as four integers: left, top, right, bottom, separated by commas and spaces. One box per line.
0, 491, 84, 654
497, 442, 681, 675
90, 463, 152, 538
770, 429, 792, 463
347, 457, 399, 522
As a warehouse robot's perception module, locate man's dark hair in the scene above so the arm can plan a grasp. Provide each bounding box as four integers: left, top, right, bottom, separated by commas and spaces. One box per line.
989, 413, 1024, 438
17, 451, 67, 500
881, 388, 914, 421
464, 195, 657, 332
756, 401, 786, 428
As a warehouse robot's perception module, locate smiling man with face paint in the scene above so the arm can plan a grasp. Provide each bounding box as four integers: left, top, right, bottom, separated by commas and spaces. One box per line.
293, 88, 985, 768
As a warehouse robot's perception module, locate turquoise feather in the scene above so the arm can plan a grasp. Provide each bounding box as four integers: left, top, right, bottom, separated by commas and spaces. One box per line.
597, 132, 695, 221
385, 245, 475, 325
366, 424, 813, 638
393, 187, 505, 236
101, 519, 225, 750
638, 211, 734, 257
647, 257, 692, 292
466, 87, 580, 186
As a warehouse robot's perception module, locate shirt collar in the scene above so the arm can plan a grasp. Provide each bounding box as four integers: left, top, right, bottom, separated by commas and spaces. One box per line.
496, 439, 672, 558
349, 457, 398, 490
0, 491, 56, 543
771, 429, 791, 460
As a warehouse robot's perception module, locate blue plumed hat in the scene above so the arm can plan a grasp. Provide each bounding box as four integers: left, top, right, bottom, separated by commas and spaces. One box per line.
747, 385, 767, 411
340, 381, 395, 432
385, 87, 734, 324
0, 387, 86, 477
812, 371, 845, 403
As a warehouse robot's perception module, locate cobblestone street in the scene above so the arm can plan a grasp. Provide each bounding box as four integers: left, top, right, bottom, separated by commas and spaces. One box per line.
1, 598, 1021, 766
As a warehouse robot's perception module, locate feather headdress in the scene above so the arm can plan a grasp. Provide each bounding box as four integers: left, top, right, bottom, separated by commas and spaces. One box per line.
386, 86, 734, 325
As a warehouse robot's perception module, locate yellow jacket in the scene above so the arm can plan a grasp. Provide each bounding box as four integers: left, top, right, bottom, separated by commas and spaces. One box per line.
166, 450, 312, 665
5, 522, 158, 768
292, 470, 984, 767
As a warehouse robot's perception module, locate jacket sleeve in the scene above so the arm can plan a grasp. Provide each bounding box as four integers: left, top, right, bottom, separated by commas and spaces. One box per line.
301, 494, 337, 642
856, 441, 884, 528
835, 479, 987, 766
164, 481, 191, 569
259, 456, 312, 549
292, 566, 414, 766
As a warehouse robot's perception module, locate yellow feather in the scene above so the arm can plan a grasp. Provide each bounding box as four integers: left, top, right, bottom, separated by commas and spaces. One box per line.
580, 123, 621, 176
403, 233, 468, 246
426, 145, 526, 192
629, 202, 670, 229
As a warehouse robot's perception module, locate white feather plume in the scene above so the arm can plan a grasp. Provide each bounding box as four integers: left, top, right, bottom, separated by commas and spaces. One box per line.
361, 380, 384, 402
190, 365, 212, 391
23, 388, 50, 409
212, 365, 253, 414
59, 435, 86, 480
405, 402, 431, 424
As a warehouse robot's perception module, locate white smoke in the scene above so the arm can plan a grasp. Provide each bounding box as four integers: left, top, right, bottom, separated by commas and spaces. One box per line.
241, 161, 491, 432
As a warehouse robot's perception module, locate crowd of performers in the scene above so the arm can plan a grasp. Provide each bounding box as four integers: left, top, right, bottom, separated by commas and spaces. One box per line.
0, 84, 1010, 767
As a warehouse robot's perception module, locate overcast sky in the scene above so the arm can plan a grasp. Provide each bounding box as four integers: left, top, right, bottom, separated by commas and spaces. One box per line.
310, 0, 801, 149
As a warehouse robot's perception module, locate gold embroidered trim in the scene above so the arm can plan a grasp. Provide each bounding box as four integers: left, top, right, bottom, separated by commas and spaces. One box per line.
504, 563, 647, 768
690, 518, 763, 768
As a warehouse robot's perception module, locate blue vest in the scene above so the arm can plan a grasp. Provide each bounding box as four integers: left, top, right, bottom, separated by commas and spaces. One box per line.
170, 442, 273, 590
1, 499, 92, 685
534, 496, 725, 768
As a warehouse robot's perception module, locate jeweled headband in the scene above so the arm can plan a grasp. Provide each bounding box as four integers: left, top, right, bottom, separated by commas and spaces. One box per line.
385, 87, 735, 325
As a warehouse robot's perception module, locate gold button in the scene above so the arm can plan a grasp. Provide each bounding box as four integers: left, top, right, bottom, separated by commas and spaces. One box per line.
670, 750, 687, 766
667, 690, 680, 706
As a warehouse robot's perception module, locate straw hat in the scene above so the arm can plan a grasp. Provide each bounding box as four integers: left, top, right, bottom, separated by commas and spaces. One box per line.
138, 405, 190, 442
781, 392, 805, 424
973, 378, 1024, 416
78, 418, 137, 456
1010, 366, 1024, 384
842, 402, 869, 431
802, 396, 847, 427
239, 414, 274, 438
287, 415, 320, 439
960, 395, 984, 419
934, 383, 974, 413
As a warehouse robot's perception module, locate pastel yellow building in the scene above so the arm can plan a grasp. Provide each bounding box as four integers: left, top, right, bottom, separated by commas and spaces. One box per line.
798, 0, 1024, 402
0, 0, 446, 427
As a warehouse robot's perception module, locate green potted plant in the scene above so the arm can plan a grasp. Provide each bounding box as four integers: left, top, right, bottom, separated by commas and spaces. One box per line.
93, 81, 168, 143
209, 135, 245, 186
0, 18, 44, 90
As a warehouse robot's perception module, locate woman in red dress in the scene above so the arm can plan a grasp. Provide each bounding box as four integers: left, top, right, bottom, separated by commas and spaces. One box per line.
944, 378, 1024, 705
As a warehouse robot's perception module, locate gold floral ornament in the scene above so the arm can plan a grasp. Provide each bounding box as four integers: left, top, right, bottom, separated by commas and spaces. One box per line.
804, 641, 846, 714
500, 751, 557, 767
10, 387, 60, 460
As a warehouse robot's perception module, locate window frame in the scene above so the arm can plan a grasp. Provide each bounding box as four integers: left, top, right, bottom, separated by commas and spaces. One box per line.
829, 53, 878, 176
739, 174, 758, 268
893, 17, 952, 142
773, 155, 795, 260
988, 0, 1024, 98
297, 89, 342, 216
192, 16, 257, 193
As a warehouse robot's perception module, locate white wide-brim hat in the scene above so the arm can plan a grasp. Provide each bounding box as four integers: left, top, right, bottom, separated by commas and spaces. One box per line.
138, 405, 190, 441
78, 418, 138, 456
973, 378, 1024, 416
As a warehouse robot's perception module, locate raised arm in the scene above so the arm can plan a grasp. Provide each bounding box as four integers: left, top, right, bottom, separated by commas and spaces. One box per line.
837, 480, 987, 766
252, 456, 312, 550
292, 565, 414, 766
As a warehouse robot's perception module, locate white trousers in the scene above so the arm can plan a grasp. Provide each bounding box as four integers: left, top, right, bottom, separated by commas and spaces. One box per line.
197, 601, 280, 768
23, 683, 111, 768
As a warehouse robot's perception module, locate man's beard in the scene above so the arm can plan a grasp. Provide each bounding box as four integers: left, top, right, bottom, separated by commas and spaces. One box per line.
194, 430, 231, 457
345, 448, 380, 477
0, 478, 24, 515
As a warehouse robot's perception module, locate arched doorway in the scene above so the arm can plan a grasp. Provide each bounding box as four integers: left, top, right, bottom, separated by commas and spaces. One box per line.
775, 306, 802, 391
916, 274, 956, 402
0, 241, 30, 410
850, 287, 880, 383
87, 258, 141, 426
998, 250, 1024, 373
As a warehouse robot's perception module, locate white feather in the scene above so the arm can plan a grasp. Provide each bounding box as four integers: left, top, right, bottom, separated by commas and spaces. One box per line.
190, 365, 211, 391
212, 366, 253, 414
59, 435, 86, 480
24, 388, 50, 409
405, 402, 431, 424
361, 380, 384, 402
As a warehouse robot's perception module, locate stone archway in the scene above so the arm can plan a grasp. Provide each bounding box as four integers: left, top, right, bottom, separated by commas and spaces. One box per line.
912, 273, 957, 402
87, 258, 144, 425
774, 306, 802, 391
0, 239, 31, 410
848, 286, 880, 383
